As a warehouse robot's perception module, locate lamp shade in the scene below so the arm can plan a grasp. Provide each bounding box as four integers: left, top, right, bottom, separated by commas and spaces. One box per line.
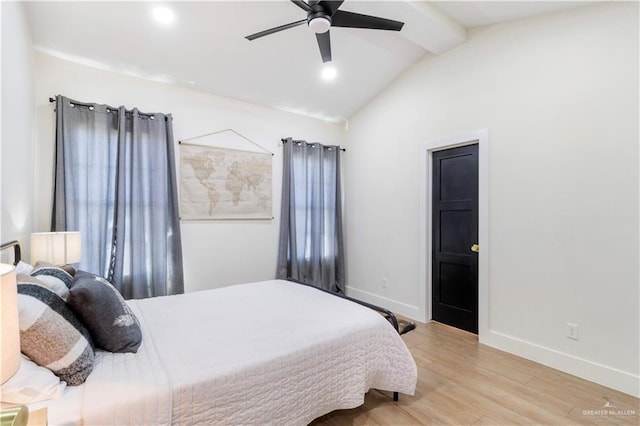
31, 232, 81, 265
1, 263, 20, 383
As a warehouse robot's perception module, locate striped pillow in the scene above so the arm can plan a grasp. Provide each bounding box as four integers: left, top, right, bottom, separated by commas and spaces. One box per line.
30, 264, 74, 300
17, 279, 94, 385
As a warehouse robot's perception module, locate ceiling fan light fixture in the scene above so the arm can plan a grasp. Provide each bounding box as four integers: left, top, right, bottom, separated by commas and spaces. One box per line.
321, 63, 337, 81
308, 17, 331, 34
152, 6, 175, 26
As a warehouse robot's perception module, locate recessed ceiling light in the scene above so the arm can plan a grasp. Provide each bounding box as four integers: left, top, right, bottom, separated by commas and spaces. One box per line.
152, 6, 175, 26
321, 64, 337, 81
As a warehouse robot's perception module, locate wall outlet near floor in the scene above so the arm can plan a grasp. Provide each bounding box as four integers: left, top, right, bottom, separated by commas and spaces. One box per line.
566, 322, 579, 340
382, 278, 388, 289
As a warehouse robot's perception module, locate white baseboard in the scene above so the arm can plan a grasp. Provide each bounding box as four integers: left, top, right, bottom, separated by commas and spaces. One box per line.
481, 330, 640, 398
345, 286, 639, 397
345, 286, 421, 320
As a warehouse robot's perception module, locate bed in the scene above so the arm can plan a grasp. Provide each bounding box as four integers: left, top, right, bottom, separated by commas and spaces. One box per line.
1, 241, 417, 425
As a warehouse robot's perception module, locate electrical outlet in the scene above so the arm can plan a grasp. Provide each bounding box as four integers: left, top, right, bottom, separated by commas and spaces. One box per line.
566, 322, 579, 340
382, 278, 388, 289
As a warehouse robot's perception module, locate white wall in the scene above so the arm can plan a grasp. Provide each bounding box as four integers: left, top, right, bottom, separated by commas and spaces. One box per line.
6, 0, 638, 398
343, 2, 639, 396
32, 53, 344, 292
1, 2, 35, 260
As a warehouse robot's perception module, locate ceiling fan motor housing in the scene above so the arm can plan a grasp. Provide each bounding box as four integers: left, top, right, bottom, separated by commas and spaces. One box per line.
307, 6, 332, 34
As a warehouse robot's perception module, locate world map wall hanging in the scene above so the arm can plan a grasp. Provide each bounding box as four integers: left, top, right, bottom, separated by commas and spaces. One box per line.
179, 129, 273, 220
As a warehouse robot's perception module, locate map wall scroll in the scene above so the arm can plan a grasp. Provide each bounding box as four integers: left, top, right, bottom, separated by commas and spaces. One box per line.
179, 135, 272, 220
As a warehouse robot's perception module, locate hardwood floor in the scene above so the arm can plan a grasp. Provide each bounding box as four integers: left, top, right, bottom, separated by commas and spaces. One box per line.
311, 321, 640, 425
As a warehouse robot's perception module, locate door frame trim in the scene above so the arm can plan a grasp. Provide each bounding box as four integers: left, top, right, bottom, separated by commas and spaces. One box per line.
418, 129, 489, 339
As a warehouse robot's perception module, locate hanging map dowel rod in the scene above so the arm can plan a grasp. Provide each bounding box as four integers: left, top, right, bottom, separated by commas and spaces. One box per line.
180, 128, 273, 155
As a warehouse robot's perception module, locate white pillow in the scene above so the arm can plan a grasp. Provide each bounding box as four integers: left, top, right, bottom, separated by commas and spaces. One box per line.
0, 356, 66, 404
15, 261, 33, 275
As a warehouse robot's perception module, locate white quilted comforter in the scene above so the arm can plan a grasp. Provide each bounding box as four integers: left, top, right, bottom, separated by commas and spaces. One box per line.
39, 279, 417, 425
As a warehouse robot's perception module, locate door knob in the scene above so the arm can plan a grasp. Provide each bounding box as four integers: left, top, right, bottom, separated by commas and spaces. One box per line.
471, 244, 479, 253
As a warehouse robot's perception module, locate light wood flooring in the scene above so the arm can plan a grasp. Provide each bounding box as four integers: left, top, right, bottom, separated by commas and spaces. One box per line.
311, 321, 640, 425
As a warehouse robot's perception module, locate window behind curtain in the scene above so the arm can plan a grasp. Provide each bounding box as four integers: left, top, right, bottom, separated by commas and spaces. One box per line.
276, 138, 345, 293
52, 95, 184, 299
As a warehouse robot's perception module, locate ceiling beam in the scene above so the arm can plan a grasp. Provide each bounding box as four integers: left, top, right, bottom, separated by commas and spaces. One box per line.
350, 1, 467, 55
401, 1, 467, 54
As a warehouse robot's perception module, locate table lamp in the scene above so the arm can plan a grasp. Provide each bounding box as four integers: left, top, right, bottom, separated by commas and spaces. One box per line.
0, 263, 29, 425
30, 232, 81, 265
1, 263, 20, 384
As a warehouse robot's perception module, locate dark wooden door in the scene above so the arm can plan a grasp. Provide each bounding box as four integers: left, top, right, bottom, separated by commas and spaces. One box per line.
432, 144, 479, 334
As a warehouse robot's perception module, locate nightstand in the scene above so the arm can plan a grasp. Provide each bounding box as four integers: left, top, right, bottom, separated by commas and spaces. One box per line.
0, 405, 47, 426
27, 408, 47, 426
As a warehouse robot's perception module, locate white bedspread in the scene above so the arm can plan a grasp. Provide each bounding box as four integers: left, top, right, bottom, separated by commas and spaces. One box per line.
39, 279, 417, 425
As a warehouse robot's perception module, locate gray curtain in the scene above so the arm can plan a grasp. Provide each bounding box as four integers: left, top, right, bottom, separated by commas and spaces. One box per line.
276, 138, 345, 293
52, 95, 184, 299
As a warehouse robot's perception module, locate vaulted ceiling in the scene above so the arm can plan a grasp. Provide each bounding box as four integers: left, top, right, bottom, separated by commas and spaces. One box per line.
25, 1, 593, 122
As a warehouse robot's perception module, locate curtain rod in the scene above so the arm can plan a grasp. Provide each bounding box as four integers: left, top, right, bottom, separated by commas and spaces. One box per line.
281, 138, 345, 152
48, 96, 168, 121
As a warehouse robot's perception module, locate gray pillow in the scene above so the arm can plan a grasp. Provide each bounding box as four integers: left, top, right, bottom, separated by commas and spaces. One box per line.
67, 271, 142, 353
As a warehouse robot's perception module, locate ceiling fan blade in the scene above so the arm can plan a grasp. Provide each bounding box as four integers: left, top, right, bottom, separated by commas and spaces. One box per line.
318, 0, 344, 15
245, 19, 307, 41
290, 0, 312, 12
315, 31, 332, 63
331, 10, 404, 31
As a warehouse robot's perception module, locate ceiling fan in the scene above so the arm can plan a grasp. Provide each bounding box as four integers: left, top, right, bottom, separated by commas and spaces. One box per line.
245, 0, 405, 63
